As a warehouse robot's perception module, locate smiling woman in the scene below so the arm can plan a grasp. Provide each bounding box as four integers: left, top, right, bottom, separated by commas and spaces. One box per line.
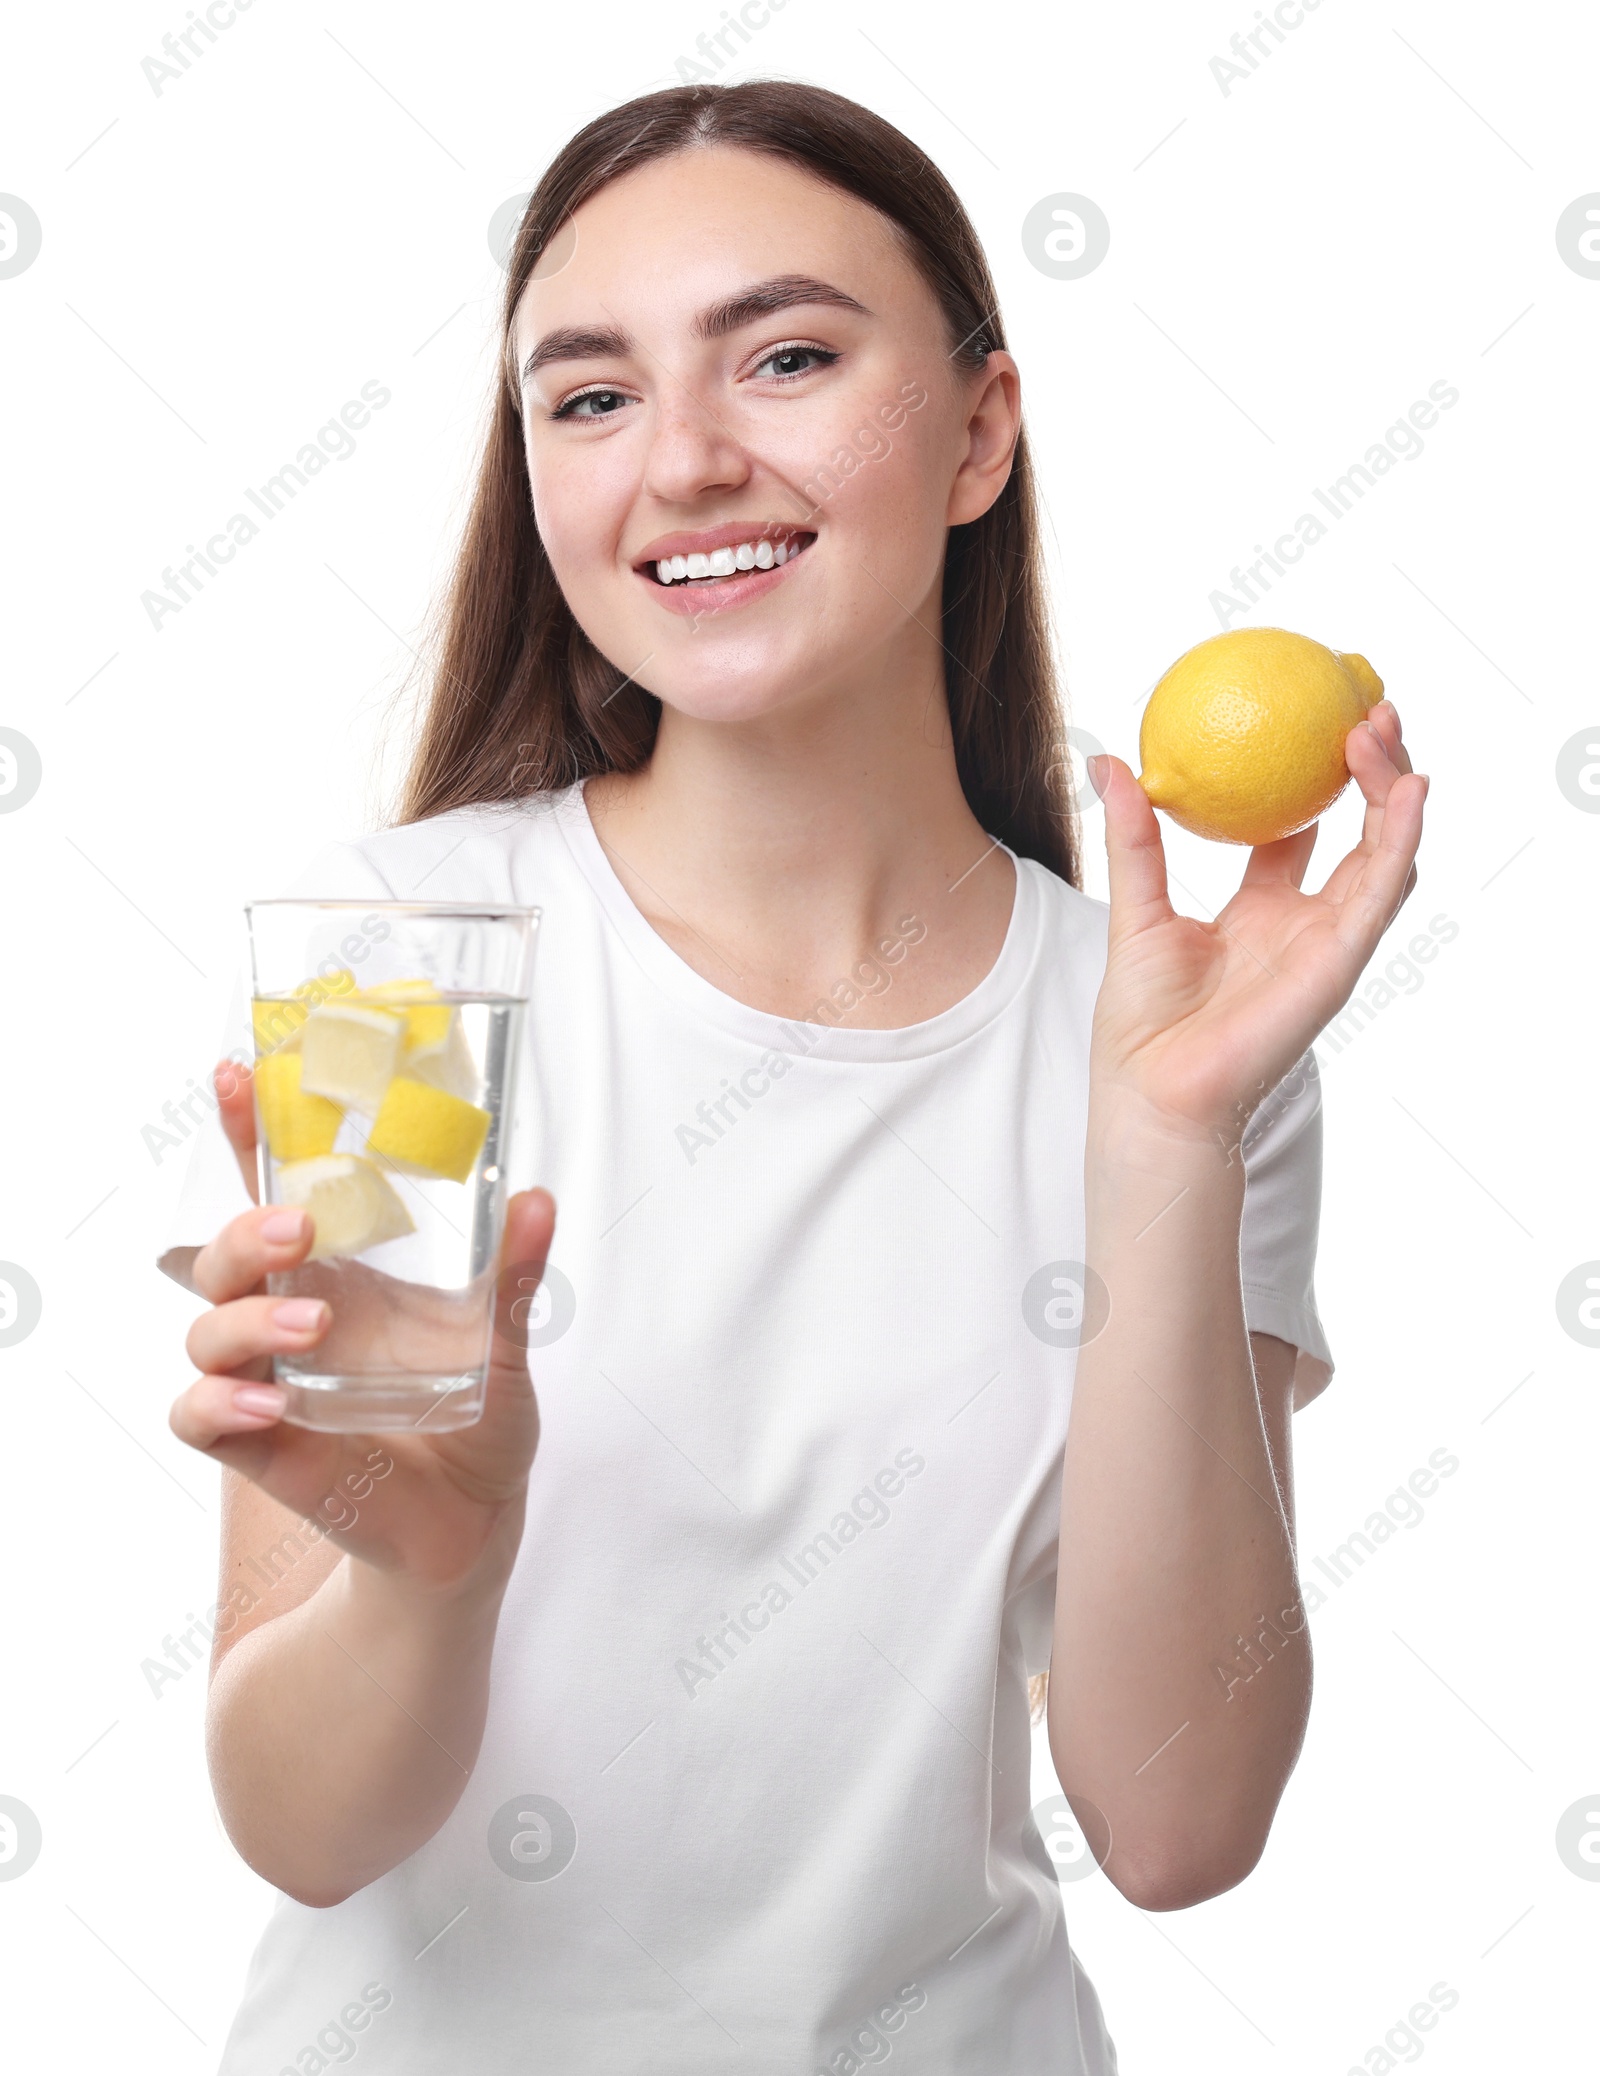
163, 76, 1426, 2076
400, 87, 1072, 880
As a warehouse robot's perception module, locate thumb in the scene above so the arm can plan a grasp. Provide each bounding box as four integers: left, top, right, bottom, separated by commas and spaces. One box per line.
487, 1188, 559, 1387
1095, 755, 1173, 934
461, 1189, 558, 1472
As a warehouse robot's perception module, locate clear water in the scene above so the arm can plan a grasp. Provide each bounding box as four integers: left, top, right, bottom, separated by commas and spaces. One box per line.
256, 995, 522, 1432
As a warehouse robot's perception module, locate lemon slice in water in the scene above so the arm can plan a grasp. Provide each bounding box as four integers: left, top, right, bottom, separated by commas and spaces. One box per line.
274, 1153, 415, 1261
254, 1051, 343, 1162
367, 1076, 491, 1184
298, 1001, 405, 1114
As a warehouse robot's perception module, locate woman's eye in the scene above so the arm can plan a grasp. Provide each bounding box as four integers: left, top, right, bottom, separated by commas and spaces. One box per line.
552, 388, 634, 421
755, 345, 839, 381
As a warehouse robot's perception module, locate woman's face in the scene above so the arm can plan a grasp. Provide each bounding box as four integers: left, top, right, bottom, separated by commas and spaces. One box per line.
511, 145, 1018, 727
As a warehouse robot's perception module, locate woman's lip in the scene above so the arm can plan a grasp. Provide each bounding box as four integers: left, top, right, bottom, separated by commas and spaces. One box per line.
636, 537, 813, 618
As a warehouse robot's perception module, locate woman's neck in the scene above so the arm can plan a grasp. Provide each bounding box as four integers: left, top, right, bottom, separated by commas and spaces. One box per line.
582, 661, 1017, 1029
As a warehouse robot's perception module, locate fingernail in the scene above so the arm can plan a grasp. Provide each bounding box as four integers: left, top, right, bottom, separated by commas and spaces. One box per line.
234, 1384, 287, 1418
1085, 754, 1108, 790
261, 1208, 307, 1243
271, 1298, 327, 1333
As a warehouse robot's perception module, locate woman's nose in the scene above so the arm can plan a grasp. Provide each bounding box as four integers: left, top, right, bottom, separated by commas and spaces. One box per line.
641, 380, 752, 505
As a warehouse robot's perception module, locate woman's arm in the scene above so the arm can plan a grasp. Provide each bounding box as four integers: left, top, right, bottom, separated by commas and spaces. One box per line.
1051, 1102, 1307, 1912
206, 1473, 522, 1908
1050, 700, 1425, 1910
170, 1068, 551, 1907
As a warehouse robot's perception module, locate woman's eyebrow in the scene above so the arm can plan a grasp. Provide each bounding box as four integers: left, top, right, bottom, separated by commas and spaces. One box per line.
695, 274, 872, 339
520, 276, 871, 388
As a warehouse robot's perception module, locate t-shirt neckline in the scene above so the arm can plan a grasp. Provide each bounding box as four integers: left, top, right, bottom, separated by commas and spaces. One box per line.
554, 779, 1040, 1062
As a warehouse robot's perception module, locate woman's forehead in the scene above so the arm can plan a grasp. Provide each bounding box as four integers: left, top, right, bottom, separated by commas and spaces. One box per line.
511, 150, 913, 346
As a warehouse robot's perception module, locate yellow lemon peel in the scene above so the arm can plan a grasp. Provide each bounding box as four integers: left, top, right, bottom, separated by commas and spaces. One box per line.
254, 1051, 344, 1163
1137, 627, 1383, 846
366, 1075, 491, 1184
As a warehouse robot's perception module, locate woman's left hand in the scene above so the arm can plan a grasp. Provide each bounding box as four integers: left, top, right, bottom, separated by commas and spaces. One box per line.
1087, 699, 1428, 1146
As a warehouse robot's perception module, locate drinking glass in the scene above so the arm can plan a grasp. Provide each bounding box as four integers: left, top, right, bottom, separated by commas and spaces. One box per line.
244, 899, 539, 1432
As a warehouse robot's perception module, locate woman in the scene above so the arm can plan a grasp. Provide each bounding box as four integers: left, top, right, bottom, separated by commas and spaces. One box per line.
162, 80, 1425, 2073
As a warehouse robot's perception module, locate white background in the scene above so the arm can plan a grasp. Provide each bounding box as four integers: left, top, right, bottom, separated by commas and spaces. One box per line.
2, 0, 1595, 2068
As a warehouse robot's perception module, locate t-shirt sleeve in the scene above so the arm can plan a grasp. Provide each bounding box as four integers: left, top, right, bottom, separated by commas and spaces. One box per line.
153, 840, 399, 1289
1238, 1049, 1334, 1411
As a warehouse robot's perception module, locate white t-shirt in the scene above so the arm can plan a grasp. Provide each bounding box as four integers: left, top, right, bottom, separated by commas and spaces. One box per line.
162, 780, 1333, 2075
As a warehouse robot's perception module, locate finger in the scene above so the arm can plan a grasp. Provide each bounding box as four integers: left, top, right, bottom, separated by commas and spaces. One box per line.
169, 1370, 293, 1452
1318, 717, 1406, 897
186, 1292, 330, 1378
193, 1202, 315, 1305
1365, 700, 1413, 777
214, 1058, 260, 1201
1334, 772, 1429, 957
1096, 757, 1174, 932
1240, 822, 1319, 890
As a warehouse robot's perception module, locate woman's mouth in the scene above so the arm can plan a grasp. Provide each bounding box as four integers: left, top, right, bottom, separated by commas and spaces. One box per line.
633, 528, 816, 618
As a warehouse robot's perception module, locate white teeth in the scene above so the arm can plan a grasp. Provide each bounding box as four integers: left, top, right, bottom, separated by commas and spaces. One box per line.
647, 534, 807, 582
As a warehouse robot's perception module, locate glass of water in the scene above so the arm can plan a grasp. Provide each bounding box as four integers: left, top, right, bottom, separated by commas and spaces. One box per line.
244, 899, 539, 1433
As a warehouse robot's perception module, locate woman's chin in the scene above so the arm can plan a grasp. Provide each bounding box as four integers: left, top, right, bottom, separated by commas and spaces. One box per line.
636, 666, 831, 730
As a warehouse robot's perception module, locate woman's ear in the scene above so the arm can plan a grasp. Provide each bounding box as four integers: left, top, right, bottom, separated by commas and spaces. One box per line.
946, 351, 1022, 528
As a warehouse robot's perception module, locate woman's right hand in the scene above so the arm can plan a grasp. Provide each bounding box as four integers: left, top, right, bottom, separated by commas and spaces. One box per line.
168, 1061, 555, 1592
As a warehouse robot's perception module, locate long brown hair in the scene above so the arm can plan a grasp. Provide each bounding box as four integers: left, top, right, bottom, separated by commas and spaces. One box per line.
397, 80, 1079, 888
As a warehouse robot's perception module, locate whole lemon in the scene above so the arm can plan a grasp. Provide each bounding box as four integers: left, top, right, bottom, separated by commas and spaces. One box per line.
1137, 626, 1384, 846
